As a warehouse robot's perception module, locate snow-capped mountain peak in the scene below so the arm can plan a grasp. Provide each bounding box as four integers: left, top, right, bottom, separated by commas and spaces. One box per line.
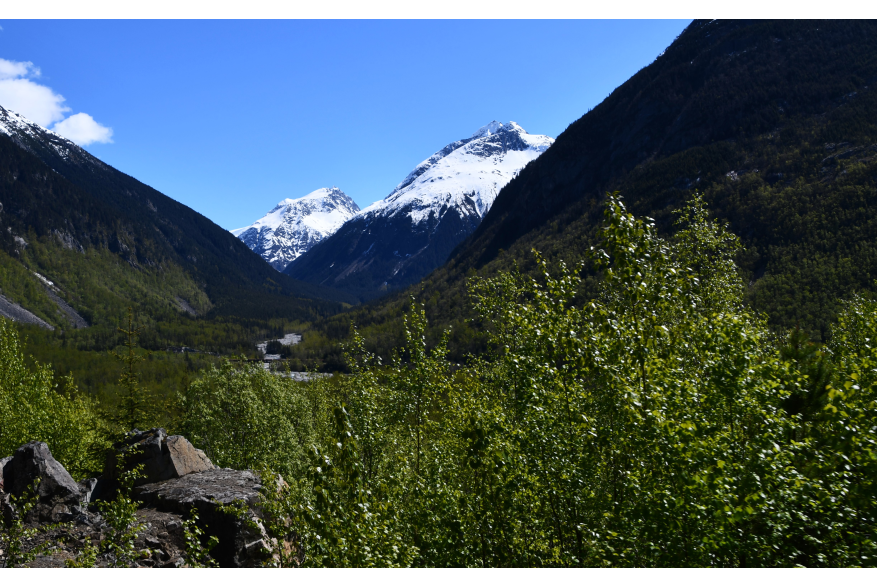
284, 120, 553, 298
471, 120, 522, 138
361, 120, 553, 223
232, 187, 360, 271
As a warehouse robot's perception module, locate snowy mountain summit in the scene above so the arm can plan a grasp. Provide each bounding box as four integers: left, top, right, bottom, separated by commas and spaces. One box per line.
285, 121, 553, 299
362, 120, 553, 225
0, 104, 108, 172
232, 187, 360, 271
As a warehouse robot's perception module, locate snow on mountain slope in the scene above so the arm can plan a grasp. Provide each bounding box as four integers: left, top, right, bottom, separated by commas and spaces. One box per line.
232, 187, 360, 271
0, 104, 106, 170
361, 121, 553, 226
284, 121, 553, 299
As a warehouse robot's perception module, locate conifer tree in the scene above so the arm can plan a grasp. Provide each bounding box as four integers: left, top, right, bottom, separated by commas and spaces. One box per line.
110, 307, 151, 431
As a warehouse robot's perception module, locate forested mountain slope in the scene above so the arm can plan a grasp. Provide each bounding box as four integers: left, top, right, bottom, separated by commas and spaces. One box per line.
0, 106, 354, 338
290, 18, 877, 368
452, 18, 877, 340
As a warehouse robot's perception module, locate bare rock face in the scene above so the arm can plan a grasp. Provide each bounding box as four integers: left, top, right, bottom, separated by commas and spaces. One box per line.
3, 441, 83, 522
106, 428, 214, 485
134, 468, 272, 567
0, 456, 12, 492
165, 436, 214, 478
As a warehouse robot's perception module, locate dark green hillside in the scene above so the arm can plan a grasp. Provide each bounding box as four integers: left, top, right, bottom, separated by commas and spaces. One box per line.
286, 19, 877, 369
463, 19, 877, 265
0, 129, 355, 341
0, 129, 356, 312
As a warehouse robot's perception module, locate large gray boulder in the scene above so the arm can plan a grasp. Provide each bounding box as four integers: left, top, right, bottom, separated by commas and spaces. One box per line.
134, 468, 276, 567
4, 441, 83, 522
106, 428, 214, 485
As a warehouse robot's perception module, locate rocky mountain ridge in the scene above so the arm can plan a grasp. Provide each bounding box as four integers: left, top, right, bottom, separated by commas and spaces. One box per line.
284, 121, 553, 300
232, 187, 360, 271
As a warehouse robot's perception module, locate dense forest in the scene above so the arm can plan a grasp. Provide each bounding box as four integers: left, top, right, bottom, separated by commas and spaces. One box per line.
3, 194, 877, 567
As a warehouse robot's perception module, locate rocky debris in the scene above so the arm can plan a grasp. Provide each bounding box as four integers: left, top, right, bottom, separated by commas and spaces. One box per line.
0, 293, 55, 330
0, 433, 283, 568
134, 468, 273, 567
2, 506, 192, 568
44, 288, 88, 329
105, 428, 214, 486
1, 442, 84, 523
174, 296, 198, 317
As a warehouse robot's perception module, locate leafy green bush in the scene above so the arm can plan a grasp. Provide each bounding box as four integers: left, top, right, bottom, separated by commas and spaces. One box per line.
276, 193, 877, 566
0, 319, 109, 479
107, 192, 877, 566
180, 360, 328, 483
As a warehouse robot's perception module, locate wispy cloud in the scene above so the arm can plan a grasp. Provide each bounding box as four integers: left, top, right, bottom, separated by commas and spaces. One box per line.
0, 57, 113, 146
0, 58, 36, 80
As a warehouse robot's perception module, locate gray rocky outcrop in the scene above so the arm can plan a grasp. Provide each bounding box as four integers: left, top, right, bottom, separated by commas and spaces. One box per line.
134, 468, 273, 567
1, 441, 84, 522
0, 456, 12, 492
0, 433, 281, 568
105, 428, 215, 485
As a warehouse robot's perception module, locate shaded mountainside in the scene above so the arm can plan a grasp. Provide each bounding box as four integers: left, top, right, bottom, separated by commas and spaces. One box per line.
0, 106, 355, 335
451, 18, 877, 340
285, 121, 552, 301
461, 20, 877, 264
287, 19, 877, 369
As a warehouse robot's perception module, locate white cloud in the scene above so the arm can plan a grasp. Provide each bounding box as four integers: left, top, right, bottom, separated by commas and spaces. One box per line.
0, 78, 69, 127
51, 112, 113, 146
0, 58, 38, 80
0, 56, 113, 147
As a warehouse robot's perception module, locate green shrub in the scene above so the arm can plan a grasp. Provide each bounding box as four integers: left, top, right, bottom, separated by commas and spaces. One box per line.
0, 319, 109, 479
180, 360, 328, 483
173, 193, 877, 567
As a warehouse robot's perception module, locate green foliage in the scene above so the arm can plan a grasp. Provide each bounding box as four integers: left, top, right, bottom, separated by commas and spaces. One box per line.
292, 405, 417, 568
108, 307, 156, 431
252, 473, 299, 567
96, 465, 146, 568
180, 360, 329, 482
252, 193, 877, 567
7, 191, 877, 567
0, 479, 66, 568
0, 318, 109, 479
64, 538, 98, 568
182, 507, 220, 568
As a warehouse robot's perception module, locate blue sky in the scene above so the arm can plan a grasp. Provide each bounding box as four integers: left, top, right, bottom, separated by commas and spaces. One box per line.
0, 20, 690, 230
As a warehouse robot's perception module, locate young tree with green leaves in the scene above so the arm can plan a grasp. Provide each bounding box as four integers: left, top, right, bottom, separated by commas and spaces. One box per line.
0, 319, 108, 479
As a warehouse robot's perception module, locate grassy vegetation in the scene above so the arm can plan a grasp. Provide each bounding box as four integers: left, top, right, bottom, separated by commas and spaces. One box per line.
8, 194, 876, 566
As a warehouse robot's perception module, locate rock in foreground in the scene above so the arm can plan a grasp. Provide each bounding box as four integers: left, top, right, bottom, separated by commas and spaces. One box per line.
1, 441, 85, 523
134, 468, 273, 567
106, 428, 215, 486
